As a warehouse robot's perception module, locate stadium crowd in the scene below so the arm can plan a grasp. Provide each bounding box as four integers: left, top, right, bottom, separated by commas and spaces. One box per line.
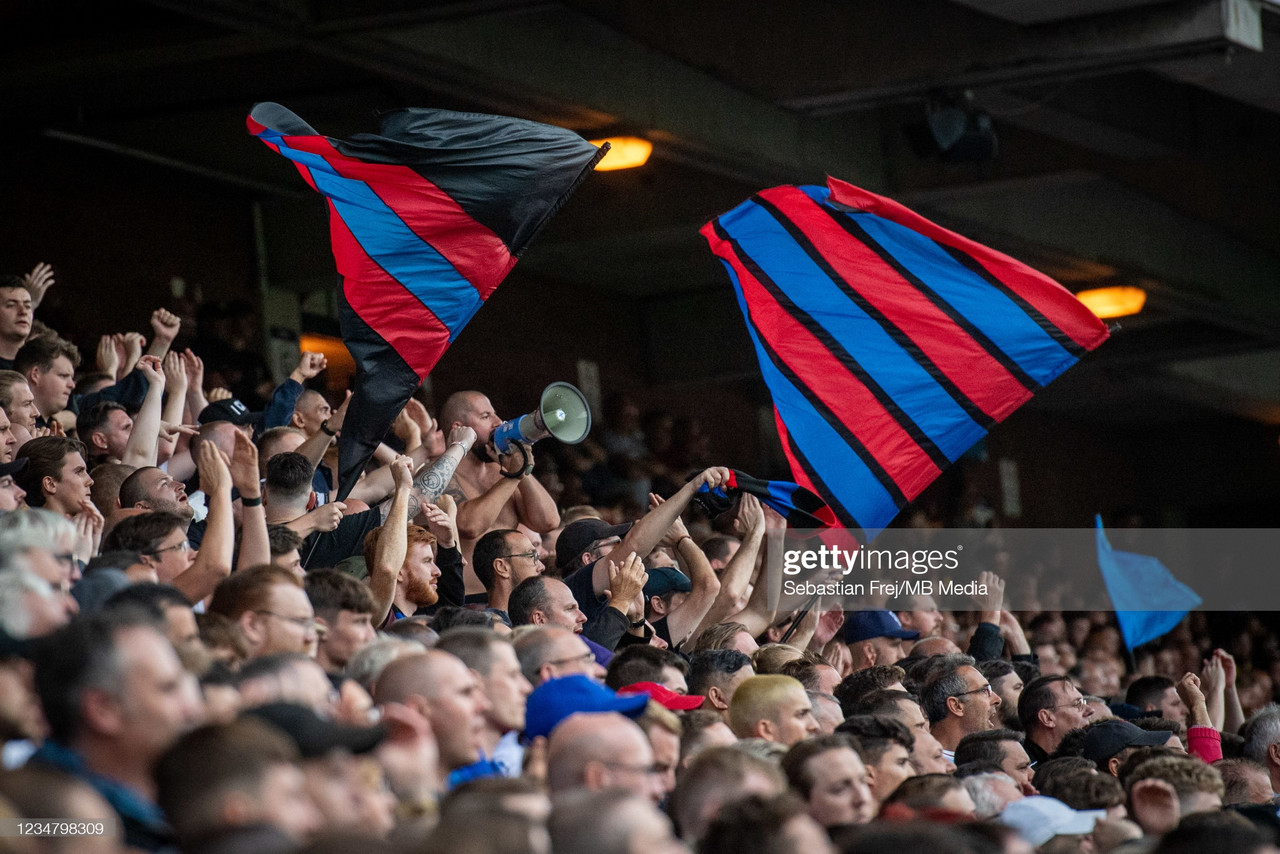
1, 265, 1280, 854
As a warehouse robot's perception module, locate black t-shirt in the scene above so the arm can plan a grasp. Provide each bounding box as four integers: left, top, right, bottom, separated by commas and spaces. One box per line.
564, 560, 609, 620
302, 509, 381, 570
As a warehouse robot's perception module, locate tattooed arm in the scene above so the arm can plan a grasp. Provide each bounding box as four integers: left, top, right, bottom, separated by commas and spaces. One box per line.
413, 426, 475, 500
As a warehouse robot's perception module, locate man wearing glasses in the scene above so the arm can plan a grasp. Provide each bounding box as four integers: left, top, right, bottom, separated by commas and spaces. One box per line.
472, 527, 545, 625
1018, 674, 1096, 764
209, 564, 321, 661
921, 654, 1003, 761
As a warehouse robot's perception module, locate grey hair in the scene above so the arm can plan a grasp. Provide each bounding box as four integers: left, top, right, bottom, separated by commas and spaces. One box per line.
962, 771, 1019, 820
344, 636, 426, 693
921, 654, 978, 725
0, 508, 76, 552
0, 569, 55, 638
1243, 704, 1280, 765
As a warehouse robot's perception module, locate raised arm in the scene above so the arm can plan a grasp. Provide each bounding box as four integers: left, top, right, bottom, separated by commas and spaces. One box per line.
691, 495, 768, 640
368, 456, 412, 627
173, 442, 234, 602
121, 356, 165, 467
230, 431, 271, 571
585, 467, 732, 598
651, 493, 720, 647
146, 308, 181, 359
156, 352, 189, 464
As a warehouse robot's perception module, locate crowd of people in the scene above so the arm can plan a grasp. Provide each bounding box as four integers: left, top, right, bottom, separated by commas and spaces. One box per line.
1, 265, 1279, 854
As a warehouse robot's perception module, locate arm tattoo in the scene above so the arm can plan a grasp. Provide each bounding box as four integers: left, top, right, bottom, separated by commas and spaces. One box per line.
413, 446, 464, 501
380, 490, 422, 523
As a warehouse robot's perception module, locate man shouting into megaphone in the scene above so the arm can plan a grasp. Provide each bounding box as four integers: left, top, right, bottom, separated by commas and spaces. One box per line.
439, 390, 561, 594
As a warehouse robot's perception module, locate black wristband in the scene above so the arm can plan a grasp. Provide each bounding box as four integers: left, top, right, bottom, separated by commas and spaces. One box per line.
241, 495, 263, 507
320, 419, 337, 436
629, 618, 647, 629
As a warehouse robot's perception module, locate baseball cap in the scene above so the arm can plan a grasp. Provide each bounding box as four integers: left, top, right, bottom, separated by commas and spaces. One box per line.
842, 609, 920, 644
0, 458, 27, 478
244, 703, 387, 759
555, 518, 631, 572
1000, 796, 1103, 846
1081, 719, 1171, 765
643, 565, 692, 600
524, 674, 649, 740
617, 681, 705, 711
197, 398, 254, 427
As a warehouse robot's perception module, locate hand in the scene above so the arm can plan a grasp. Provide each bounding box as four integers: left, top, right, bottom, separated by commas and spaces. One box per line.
305, 502, 346, 533
73, 501, 105, 563
196, 440, 232, 497
390, 454, 413, 491
607, 553, 649, 616
972, 570, 1006, 619
96, 335, 120, 377
762, 504, 787, 532
1215, 649, 1237, 685
650, 492, 691, 548
208, 387, 232, 403
150, 308, 181, 344
159, 422, 199, 442
327, 390, 352, 435
121, 331, 146, 362
291, 352, 327, 383
420, 497, 459, 550
446, 425, 476, 454
229, 430, 261, 497
403, 398, 435, 437
162, 352, 187, 394
111, 335, 130, 380
22, 262, 55, 306
393, 408, 421, 448
734, 493, 767, 538
693, 466, 732, 492
136, 354, 164, 388
182, 349, 204, 389
497, 440, 533, 476
813, 607, 845, 648
1176, 671, 1207, 710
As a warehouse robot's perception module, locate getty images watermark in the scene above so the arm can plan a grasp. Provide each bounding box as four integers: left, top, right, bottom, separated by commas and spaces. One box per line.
764, 527, 1280, 612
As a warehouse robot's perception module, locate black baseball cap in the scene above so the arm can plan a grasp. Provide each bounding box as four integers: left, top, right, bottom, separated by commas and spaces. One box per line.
243, 703, 387, 759
197, 398, 254, 426
555, 517, 631, 572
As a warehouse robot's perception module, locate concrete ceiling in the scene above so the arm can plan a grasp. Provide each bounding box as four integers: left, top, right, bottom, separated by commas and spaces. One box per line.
3, 0, 1279, 426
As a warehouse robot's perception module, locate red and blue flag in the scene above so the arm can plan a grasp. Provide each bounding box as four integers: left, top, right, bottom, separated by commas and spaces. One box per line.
248, 102, 606, 498
702, 178, 1109, 538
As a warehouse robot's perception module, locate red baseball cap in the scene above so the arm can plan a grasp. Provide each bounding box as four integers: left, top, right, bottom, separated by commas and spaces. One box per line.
618, 681, 705, 711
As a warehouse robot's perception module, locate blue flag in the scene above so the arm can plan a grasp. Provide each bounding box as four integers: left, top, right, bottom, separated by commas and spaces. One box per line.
1095, 516, 1201, 650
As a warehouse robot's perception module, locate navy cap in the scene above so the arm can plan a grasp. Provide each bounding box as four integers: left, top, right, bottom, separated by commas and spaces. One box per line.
643, 565, 692, 599
524, 675, 649, 740
198, 398, 254, 426
555, 517, 631, 571
843, 609, 920, 643
1081, 719, 1171, 765
244, 702, 387, 759
0, 457, 27, 478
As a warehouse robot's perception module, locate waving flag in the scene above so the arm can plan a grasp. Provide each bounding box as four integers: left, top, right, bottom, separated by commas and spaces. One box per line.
248, 102, 606, 497
692, 469, 837, 530
1096, 517, 1200, 650
702, 178, 1109, 538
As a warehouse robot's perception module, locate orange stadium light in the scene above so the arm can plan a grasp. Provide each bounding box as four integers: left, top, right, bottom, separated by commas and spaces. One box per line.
589, 136, 653, 171
1075, 286, 1146, 319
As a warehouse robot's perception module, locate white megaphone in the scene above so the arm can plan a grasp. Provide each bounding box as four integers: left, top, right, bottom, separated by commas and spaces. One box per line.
492, 382, 592, 454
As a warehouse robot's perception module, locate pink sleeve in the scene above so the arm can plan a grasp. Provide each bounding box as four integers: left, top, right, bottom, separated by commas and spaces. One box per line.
1188, 725, 1222, 763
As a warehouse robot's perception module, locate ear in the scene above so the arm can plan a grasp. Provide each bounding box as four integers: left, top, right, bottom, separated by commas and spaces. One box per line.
583, 761, 609, 790
857, 642, 876, 669
1268, 742, 1280, 767
493, 558, 511, 582
530, 610, 547, 626
1108, 756, 1123, 777
89, 431, 109, 452
238, 611, 265, 648
42, 474, 58, 497
648, 595, 666, 617
221, 790, 255, 827
81, 686, 123, 737
946, 695, 965, 717
290, 412, 305, 429
755, 719, 776, 741
707, 686, 727, 711
1037, 708, 1055, 730
23, 366, 40, 387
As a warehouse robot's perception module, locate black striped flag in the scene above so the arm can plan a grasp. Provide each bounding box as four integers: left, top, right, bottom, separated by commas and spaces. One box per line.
248, 103, 606, 498
702, 178, 1109, 539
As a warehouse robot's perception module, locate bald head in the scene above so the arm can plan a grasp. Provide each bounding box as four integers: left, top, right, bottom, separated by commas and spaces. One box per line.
912, 636, 962, 657
547, 712, 662, 804
374, 649, 462, 704
441, 390, 483, 429
374, 650, 491, 771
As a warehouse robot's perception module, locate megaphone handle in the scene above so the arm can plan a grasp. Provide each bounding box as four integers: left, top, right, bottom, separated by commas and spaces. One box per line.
499, 442, 533, 479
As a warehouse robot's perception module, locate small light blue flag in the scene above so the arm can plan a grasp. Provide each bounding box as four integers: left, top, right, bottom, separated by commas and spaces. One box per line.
1096, 516, 1201, 650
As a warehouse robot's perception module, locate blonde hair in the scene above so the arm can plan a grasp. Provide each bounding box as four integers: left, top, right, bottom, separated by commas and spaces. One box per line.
727, 675, 806, 738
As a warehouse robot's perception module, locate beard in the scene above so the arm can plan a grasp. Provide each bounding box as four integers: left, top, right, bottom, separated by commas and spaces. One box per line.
153, 497, 196, 523
470, 440, 497, 464
405, 573, 439, 608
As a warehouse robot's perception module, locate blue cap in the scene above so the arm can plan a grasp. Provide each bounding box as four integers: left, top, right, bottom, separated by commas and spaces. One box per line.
843, 609, 920, 643
643, 565, 693, 599
524, 675, 649, 740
